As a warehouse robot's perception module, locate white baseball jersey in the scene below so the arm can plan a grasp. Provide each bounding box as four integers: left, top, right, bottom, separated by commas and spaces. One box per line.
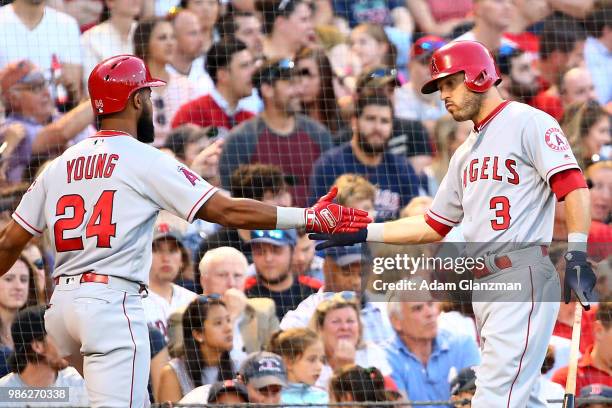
427, 101, 580, 249
143, 283, 197, 337
12, 130, 218, 284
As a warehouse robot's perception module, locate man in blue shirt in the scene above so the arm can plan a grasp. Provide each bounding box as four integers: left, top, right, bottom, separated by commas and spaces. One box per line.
309, 90, 419, 220
383, 290, 481, 406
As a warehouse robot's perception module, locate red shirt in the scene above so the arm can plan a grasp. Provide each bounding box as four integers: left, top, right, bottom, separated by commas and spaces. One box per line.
552, 306, 597, 354
171, 94, 254, 131
531, 90, 564, 120
552, 345, 612, 391
588, 221, 612, 261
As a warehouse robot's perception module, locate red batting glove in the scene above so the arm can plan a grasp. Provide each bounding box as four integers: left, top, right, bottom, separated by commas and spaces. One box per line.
305, 187, 372, 233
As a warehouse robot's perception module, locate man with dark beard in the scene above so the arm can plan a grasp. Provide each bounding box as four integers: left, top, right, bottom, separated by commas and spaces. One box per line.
310, 90, 420, 220
0, 306, 89, 406
0, 55, 371, 408
219, 58, 333, 207
495, 45, 539, 103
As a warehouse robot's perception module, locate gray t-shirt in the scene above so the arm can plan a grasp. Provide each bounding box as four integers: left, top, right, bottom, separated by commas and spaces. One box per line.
0, 367, 89, 407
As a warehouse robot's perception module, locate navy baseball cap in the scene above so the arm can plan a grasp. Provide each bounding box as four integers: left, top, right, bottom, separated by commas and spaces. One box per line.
324, 244, 363, 267
239, 351, 287, 389
577, 384, 612, 407
450, 367, 477, 396
249, 229, 296, 247
208, 379, 249, 403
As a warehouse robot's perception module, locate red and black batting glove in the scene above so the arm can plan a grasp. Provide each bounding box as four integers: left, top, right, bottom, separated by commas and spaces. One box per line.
305, 187, 372, 234
564, 251, 597, 310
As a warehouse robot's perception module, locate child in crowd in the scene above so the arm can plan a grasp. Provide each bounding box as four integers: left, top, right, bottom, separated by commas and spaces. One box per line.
267, 328, 329, 406
333, 174, 377, 221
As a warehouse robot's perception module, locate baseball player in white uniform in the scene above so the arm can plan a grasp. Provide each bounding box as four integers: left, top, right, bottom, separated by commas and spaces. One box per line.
0, 55, 371, 408
312, 41, 597, 408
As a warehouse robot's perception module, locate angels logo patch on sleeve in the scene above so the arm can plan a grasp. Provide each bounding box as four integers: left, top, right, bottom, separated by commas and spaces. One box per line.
178, 166, 200, 186
544, 128, 570, 152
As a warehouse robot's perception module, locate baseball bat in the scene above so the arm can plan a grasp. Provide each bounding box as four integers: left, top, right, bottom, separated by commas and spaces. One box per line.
562, 302, 583, 408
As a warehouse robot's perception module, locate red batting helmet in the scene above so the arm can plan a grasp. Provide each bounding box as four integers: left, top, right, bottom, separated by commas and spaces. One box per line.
421, 41, 501, 94
88, 55, 165, 115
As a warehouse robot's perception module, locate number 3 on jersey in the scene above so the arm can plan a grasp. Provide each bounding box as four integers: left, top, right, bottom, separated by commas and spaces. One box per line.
54, 191, 117, 252
490, 196, 511, 230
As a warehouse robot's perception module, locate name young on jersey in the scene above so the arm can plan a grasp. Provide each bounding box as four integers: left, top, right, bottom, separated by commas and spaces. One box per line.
66, 154, 119, 183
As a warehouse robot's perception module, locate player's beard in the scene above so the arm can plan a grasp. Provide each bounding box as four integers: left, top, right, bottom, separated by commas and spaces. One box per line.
136, 105, 155, 144
449, 91, 484, 122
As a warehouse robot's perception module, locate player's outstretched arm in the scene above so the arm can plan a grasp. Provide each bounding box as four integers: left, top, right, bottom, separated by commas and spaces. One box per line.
0, 220, 33, 276
196, 187, 372, 233
311, 215, 443, 249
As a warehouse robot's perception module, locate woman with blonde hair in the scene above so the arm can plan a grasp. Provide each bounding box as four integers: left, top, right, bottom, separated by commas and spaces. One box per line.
561, 100, 610, 169
309, 293, 391, 390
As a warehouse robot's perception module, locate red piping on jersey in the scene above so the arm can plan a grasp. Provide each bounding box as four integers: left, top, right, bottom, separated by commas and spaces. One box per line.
545, 163, 580, 181
507, 267, 535, 408
427, 209, 459, 225
474, 100, 512, 132
122, 293, 137, 408
550, 169, 588, 201
424, 213, 452, 237
187, 186, 216, 221
89, 130, 132, 138
13, 212, 43, 234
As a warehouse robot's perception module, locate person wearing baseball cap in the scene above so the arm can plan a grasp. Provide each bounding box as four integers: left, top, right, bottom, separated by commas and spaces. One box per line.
143, 222, 198, 338
0, 60, 94, 184
0, 306, 89, 406
208, 379, 250, 404
220, 57, 334, 208
245, 229, 321, 319
239, 351, 288, 403
395, 35, 448, 127
577, 384, 612, 408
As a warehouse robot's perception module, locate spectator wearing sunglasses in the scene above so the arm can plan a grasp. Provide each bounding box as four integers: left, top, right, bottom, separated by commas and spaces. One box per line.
0, 60, 94, 184
395, 36, 448, 133
281, 245, 395, 346
219, 58, 333, 207
245, 229, 320, 320
158, 295, 235, 402
454, 0, 517, 52
494, 45, 539, 104
171, 39, 257, 135
256, 0, 315, 60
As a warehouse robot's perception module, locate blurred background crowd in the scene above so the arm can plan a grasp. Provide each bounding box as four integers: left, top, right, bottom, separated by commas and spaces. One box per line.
0, 0, 610, 406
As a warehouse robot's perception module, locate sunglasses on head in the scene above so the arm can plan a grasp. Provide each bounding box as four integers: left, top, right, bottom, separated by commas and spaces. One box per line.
414, 40, 447, 56
197, 294, 222, 303
322, 291, 358, 301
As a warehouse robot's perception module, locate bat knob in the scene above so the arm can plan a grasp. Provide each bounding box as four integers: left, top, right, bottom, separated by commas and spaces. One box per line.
563, 393, 575, 408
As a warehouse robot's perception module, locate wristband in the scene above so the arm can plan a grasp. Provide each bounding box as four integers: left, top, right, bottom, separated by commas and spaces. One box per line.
366, 223, 384, 242
568, 232, 588, 253
276, 207, 306, 229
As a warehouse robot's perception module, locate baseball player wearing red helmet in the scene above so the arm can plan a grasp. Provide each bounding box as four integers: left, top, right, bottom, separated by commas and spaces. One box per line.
312, 41, 596, 407
0, 55, 371, 407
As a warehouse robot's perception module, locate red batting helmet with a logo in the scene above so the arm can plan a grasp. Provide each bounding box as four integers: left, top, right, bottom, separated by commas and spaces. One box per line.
88, 55, 165, 115
421, 41, 501, 94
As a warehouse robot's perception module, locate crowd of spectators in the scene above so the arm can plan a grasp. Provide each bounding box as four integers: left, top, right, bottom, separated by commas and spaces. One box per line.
0, 0, 610, 406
